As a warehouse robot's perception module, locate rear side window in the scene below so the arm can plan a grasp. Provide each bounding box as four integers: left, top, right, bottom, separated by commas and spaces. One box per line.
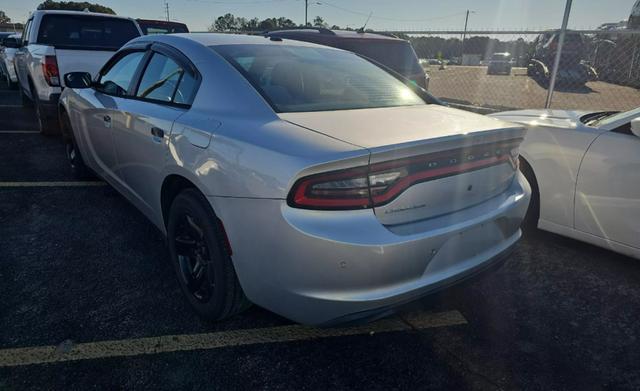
136, 52, 197, 105
97, 51, 145, 96
36, 14, 140, 50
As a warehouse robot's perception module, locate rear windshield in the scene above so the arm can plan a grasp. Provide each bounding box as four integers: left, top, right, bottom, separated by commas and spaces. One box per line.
334, 40, 423, 75
491, 53, 510, 60
37, 14, 140, 50
212, 44, 425, 113
138, 21, 189, 35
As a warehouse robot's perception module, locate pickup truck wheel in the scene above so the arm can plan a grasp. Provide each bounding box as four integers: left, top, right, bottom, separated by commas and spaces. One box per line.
32, 90, 59, 136
20, 86, 33, 107
167, 189, 250, 321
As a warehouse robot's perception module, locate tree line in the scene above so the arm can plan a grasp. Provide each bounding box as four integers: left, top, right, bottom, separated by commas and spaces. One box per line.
208, 13, 343, 32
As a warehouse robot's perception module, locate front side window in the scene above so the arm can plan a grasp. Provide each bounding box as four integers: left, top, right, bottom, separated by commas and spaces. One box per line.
22, 19, 32, 45
136, 52, 198, 104
212, 44, 425, 113
97, 51, 145, 96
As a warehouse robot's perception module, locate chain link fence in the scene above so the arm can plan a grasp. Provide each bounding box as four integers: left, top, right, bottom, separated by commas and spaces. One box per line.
403, 30, 640, 113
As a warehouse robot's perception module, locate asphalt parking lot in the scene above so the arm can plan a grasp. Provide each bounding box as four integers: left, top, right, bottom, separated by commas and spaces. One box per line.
428, 66, 640, 112
1, 80, 640, 390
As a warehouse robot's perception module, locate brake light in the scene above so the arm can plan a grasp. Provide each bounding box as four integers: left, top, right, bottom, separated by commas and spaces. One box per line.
288, 141, 521, 210
42, 55, 60, 86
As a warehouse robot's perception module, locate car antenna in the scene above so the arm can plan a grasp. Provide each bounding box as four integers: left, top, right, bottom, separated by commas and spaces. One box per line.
357, 11, 373, 33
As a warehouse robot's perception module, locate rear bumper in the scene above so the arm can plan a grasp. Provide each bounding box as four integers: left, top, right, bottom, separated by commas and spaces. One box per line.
210, 172, 530, 325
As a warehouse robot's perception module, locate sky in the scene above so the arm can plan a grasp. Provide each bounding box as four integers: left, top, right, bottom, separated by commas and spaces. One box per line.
2, 0, 637, 32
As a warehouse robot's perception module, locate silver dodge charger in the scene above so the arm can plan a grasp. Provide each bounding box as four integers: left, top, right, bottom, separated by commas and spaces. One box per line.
59, 33, 530, 325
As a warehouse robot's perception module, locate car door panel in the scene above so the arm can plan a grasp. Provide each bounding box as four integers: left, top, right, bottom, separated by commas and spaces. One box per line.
73, 89, 123, 180
112, 98, 185, 220
575, 131, 640, 249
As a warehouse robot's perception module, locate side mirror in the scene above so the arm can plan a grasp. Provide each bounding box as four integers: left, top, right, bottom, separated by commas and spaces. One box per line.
64, 72, 92, 89
631, 118, 640, 138
3, 39, 20, 48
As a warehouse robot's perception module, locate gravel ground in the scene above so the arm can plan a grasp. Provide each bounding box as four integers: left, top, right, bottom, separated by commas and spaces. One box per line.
428, 66, 640, 112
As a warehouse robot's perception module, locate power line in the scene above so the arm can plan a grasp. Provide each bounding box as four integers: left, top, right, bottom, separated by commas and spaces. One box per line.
184, 0, 293, 4
316, 1, 467, 23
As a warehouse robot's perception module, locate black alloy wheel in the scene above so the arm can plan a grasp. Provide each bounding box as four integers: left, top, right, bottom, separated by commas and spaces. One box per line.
174, 213, 215, 302
167, 189, 250, 321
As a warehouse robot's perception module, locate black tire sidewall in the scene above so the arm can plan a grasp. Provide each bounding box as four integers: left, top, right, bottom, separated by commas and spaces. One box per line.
62, 114, 91, 179
167, 190, 234, 320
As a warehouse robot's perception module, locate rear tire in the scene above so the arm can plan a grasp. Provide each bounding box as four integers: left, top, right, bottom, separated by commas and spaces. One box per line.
32, 87, 59, 136
20, 85, 33, 107
519, 158, 540, 230
167, 189, 250, 321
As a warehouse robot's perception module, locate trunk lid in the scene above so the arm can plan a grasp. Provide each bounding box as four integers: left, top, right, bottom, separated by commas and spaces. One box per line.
54, 49, 116, 87
282, 105, 526, 225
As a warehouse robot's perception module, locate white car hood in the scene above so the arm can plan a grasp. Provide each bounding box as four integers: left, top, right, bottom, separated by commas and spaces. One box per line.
280, 105, 520, 148
489, 109, 592, 130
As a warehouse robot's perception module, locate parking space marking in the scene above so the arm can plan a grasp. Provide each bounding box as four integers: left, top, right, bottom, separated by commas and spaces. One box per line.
0, 130, 39, 134
0, 181, 106, 187
0, 310, 466, 367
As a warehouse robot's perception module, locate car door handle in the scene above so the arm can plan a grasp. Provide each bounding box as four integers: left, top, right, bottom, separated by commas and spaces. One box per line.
103, 115, 111, 128
151, 127, 165, 138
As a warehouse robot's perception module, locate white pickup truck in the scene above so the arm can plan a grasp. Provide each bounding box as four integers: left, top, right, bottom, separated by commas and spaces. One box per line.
14, 10, 142, 135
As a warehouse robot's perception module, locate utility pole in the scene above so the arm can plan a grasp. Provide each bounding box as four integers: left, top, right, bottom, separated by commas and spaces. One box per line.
164, 1, 170, 22
461, 10, 472, 56
305, 0, 308, 26
545, 0, 573, 109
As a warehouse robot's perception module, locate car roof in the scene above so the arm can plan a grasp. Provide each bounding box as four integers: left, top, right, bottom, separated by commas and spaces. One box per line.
266, 28, 405, 41
160, 32, 343, 49
137, 19, 187, 26
31, 9, 136, 21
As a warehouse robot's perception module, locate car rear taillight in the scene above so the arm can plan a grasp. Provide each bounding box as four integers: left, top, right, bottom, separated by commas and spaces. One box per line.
288, 140, 521, 210
42, 55, 60, 86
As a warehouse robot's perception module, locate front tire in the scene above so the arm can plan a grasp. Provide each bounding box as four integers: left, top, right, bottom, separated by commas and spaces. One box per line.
167, 189, 250, 321
519, 158, 540, 230
61, 113, 93, 180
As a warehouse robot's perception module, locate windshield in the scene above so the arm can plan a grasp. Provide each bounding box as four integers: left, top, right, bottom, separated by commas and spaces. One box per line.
37, 14, 140, 50
212, 44, 425, 113
593, 107, 640, 127
491, 54, 509, 60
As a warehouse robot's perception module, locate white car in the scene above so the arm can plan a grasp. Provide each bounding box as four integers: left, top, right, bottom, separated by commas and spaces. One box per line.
0, 34, 21, 88
14, 10, 141, 134
491, 108, 640, 259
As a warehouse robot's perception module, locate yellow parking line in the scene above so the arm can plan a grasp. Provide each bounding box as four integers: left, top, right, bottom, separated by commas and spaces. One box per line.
0, 181, 106, 187
0, 310, 466, 367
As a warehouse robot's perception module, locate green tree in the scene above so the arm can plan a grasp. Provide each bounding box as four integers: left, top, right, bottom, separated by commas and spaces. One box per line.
312, 16, 327, 28
0, 10, 11, 24
210, 13, 244, 32
37, 0, 116, 14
